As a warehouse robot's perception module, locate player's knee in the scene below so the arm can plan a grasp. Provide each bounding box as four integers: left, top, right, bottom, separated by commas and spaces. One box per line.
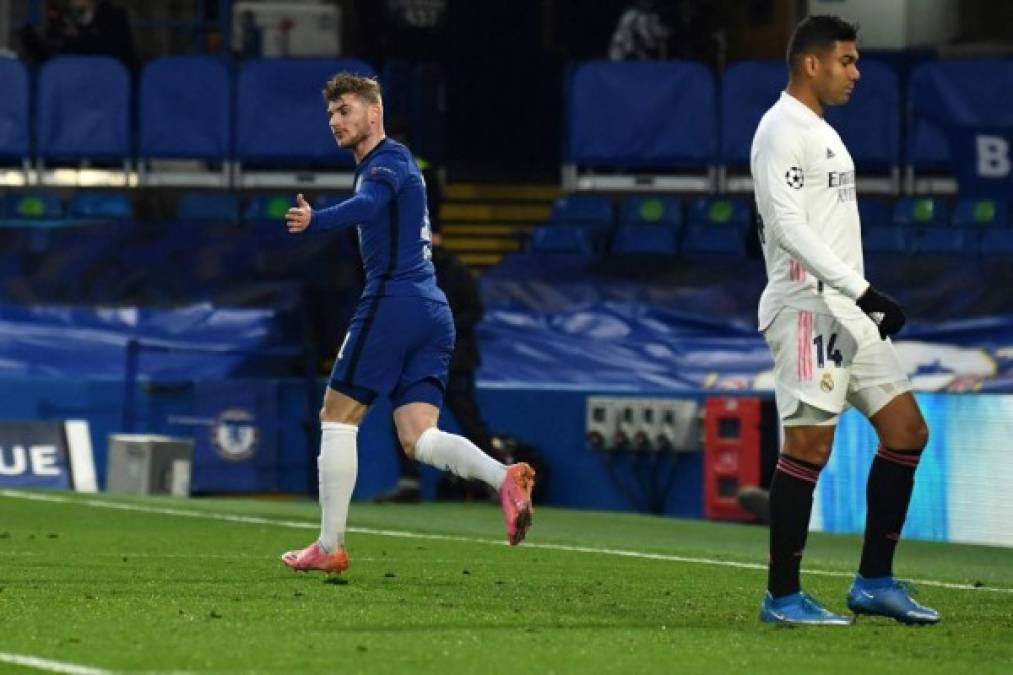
790, 444, 832, 466
906, 419, 929, 451
399, 432, 418, 458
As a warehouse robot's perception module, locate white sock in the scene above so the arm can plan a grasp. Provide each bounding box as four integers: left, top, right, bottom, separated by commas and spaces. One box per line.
413, 427, 507, 490
318, 421, 358, 552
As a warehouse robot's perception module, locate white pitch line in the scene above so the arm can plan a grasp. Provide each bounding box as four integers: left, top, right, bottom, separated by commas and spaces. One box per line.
2, 489, 1011, 595
0, 651, 113, 675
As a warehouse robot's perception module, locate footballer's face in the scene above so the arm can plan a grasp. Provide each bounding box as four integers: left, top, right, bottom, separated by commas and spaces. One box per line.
328, 94, 374, 149
815, 40, 860, 107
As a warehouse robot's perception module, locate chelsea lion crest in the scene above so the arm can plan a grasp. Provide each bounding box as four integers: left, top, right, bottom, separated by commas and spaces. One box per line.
211, 408, 259, 462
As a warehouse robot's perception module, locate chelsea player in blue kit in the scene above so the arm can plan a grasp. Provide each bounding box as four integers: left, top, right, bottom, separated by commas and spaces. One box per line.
281, 73, 535, 574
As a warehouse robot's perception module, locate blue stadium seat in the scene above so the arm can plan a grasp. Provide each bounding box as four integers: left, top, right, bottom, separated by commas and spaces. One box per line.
720, 60, 783, 166
529, 225, 594, 254
37, 56, 130, 162
893, 197, 950, 228
687, 196, 751, 229
2, 191, 63, 219
980, 229, 1013, 255
952, 198, 1007, 228
825, 60, 900, 171
550, 195, 613, 250
611, 223, 678, 255
682, 197, 751, 256
620, 195, 683, 228
913, 226, 977, 255
566, 60, 716, 168
863, 225, 907, 254
0, 58, 30, 161
177, 191, 240, 222
907, 119, 950, 172
68, 191, 133, 219
140, 57, 231, 161
908, 60, 1013, 173
858, 199, 893, 229
244, 194, 293, 222
550, 195, 613, 226
236, 59, 376, 167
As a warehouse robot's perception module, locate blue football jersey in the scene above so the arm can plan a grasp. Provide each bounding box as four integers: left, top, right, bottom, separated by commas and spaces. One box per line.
352, 138, 446, 303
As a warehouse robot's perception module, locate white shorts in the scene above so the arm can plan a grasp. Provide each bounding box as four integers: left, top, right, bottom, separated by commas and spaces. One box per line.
763, 308, 911, 426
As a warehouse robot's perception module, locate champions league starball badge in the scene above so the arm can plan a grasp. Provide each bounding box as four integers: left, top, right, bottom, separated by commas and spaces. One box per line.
211, 408, 259, 462
785, 166, 805, 189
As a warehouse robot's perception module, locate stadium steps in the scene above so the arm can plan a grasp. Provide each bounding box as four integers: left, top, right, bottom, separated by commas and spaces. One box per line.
439, 183, 558, 270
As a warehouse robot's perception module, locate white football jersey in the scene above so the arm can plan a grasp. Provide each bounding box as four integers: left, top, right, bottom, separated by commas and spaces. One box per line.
751, 91, 870, 331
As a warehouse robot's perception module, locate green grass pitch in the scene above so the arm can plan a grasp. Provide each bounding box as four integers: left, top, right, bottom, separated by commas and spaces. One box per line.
0, 489, 1011, 674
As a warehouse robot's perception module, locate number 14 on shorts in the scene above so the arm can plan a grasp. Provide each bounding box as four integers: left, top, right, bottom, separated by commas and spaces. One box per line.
813, 333, 844, 368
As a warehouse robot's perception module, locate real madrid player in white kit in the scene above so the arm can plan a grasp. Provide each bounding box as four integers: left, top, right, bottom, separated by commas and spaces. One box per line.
751, 15, 939, 626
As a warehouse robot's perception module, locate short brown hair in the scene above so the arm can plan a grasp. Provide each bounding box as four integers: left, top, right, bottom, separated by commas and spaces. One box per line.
322, 72, 383, 106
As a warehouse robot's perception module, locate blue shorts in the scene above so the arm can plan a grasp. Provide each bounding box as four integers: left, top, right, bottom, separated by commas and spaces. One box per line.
329, 295, 455, 408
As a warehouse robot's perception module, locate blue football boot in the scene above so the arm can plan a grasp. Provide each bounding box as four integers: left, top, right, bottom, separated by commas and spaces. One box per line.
760, 591, 853, 626
847, 575, 941, 625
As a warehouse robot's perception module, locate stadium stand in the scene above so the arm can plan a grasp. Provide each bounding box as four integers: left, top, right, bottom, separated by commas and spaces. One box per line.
563, 60, 717, 192
235, 58, 375, 188
68, 191, 134, 220
611, 222, 678, 255
681, 196, 751, 256
2, 191, 62, 220
907, 60, 1013, 195
619, 195, 684, 228
139, 57, 232, 187
36, 56, 131, 167
893, 196, 950, 228
952, 197, 1007, 228
0, 57, 30, 172
719, 59, 783, 191
529, 224, 594, 255
176, 191, 240, 223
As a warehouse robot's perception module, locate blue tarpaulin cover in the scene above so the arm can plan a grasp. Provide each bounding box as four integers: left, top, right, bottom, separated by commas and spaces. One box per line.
0, 303, 296, 379
478, 255, 1013, 393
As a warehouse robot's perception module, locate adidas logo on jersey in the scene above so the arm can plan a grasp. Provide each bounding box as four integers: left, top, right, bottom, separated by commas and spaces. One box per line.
826, 147, 836, 159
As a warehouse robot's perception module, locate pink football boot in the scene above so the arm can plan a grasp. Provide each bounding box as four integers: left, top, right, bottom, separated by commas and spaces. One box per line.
281, 541, 349, 575
499, 463, 535, 545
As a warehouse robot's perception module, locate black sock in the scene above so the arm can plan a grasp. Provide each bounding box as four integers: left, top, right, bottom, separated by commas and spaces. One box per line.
768, 455, 823, 598
859, 447, 921, 578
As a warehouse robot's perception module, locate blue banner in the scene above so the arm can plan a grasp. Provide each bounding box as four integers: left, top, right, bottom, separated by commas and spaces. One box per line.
0, 422, 72, 489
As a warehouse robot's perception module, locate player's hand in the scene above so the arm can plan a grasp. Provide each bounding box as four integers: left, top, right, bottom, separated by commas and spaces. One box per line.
856, 285, 905, 339
286, 193, 312, 233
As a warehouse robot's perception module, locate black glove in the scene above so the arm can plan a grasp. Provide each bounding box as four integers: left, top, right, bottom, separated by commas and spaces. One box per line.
856, 285, 905, 339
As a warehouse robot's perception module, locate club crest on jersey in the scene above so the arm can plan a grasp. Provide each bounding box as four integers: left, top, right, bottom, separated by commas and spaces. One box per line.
820, 372, 835, 393
785, 166, 804, 189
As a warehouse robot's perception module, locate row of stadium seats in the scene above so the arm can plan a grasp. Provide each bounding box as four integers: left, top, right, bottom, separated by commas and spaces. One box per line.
566, 59, 1013, 171
2, 55, 1006, 174
0, 55, 443, 167
0, 190, 351, 223
530, 194, 1012, 257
